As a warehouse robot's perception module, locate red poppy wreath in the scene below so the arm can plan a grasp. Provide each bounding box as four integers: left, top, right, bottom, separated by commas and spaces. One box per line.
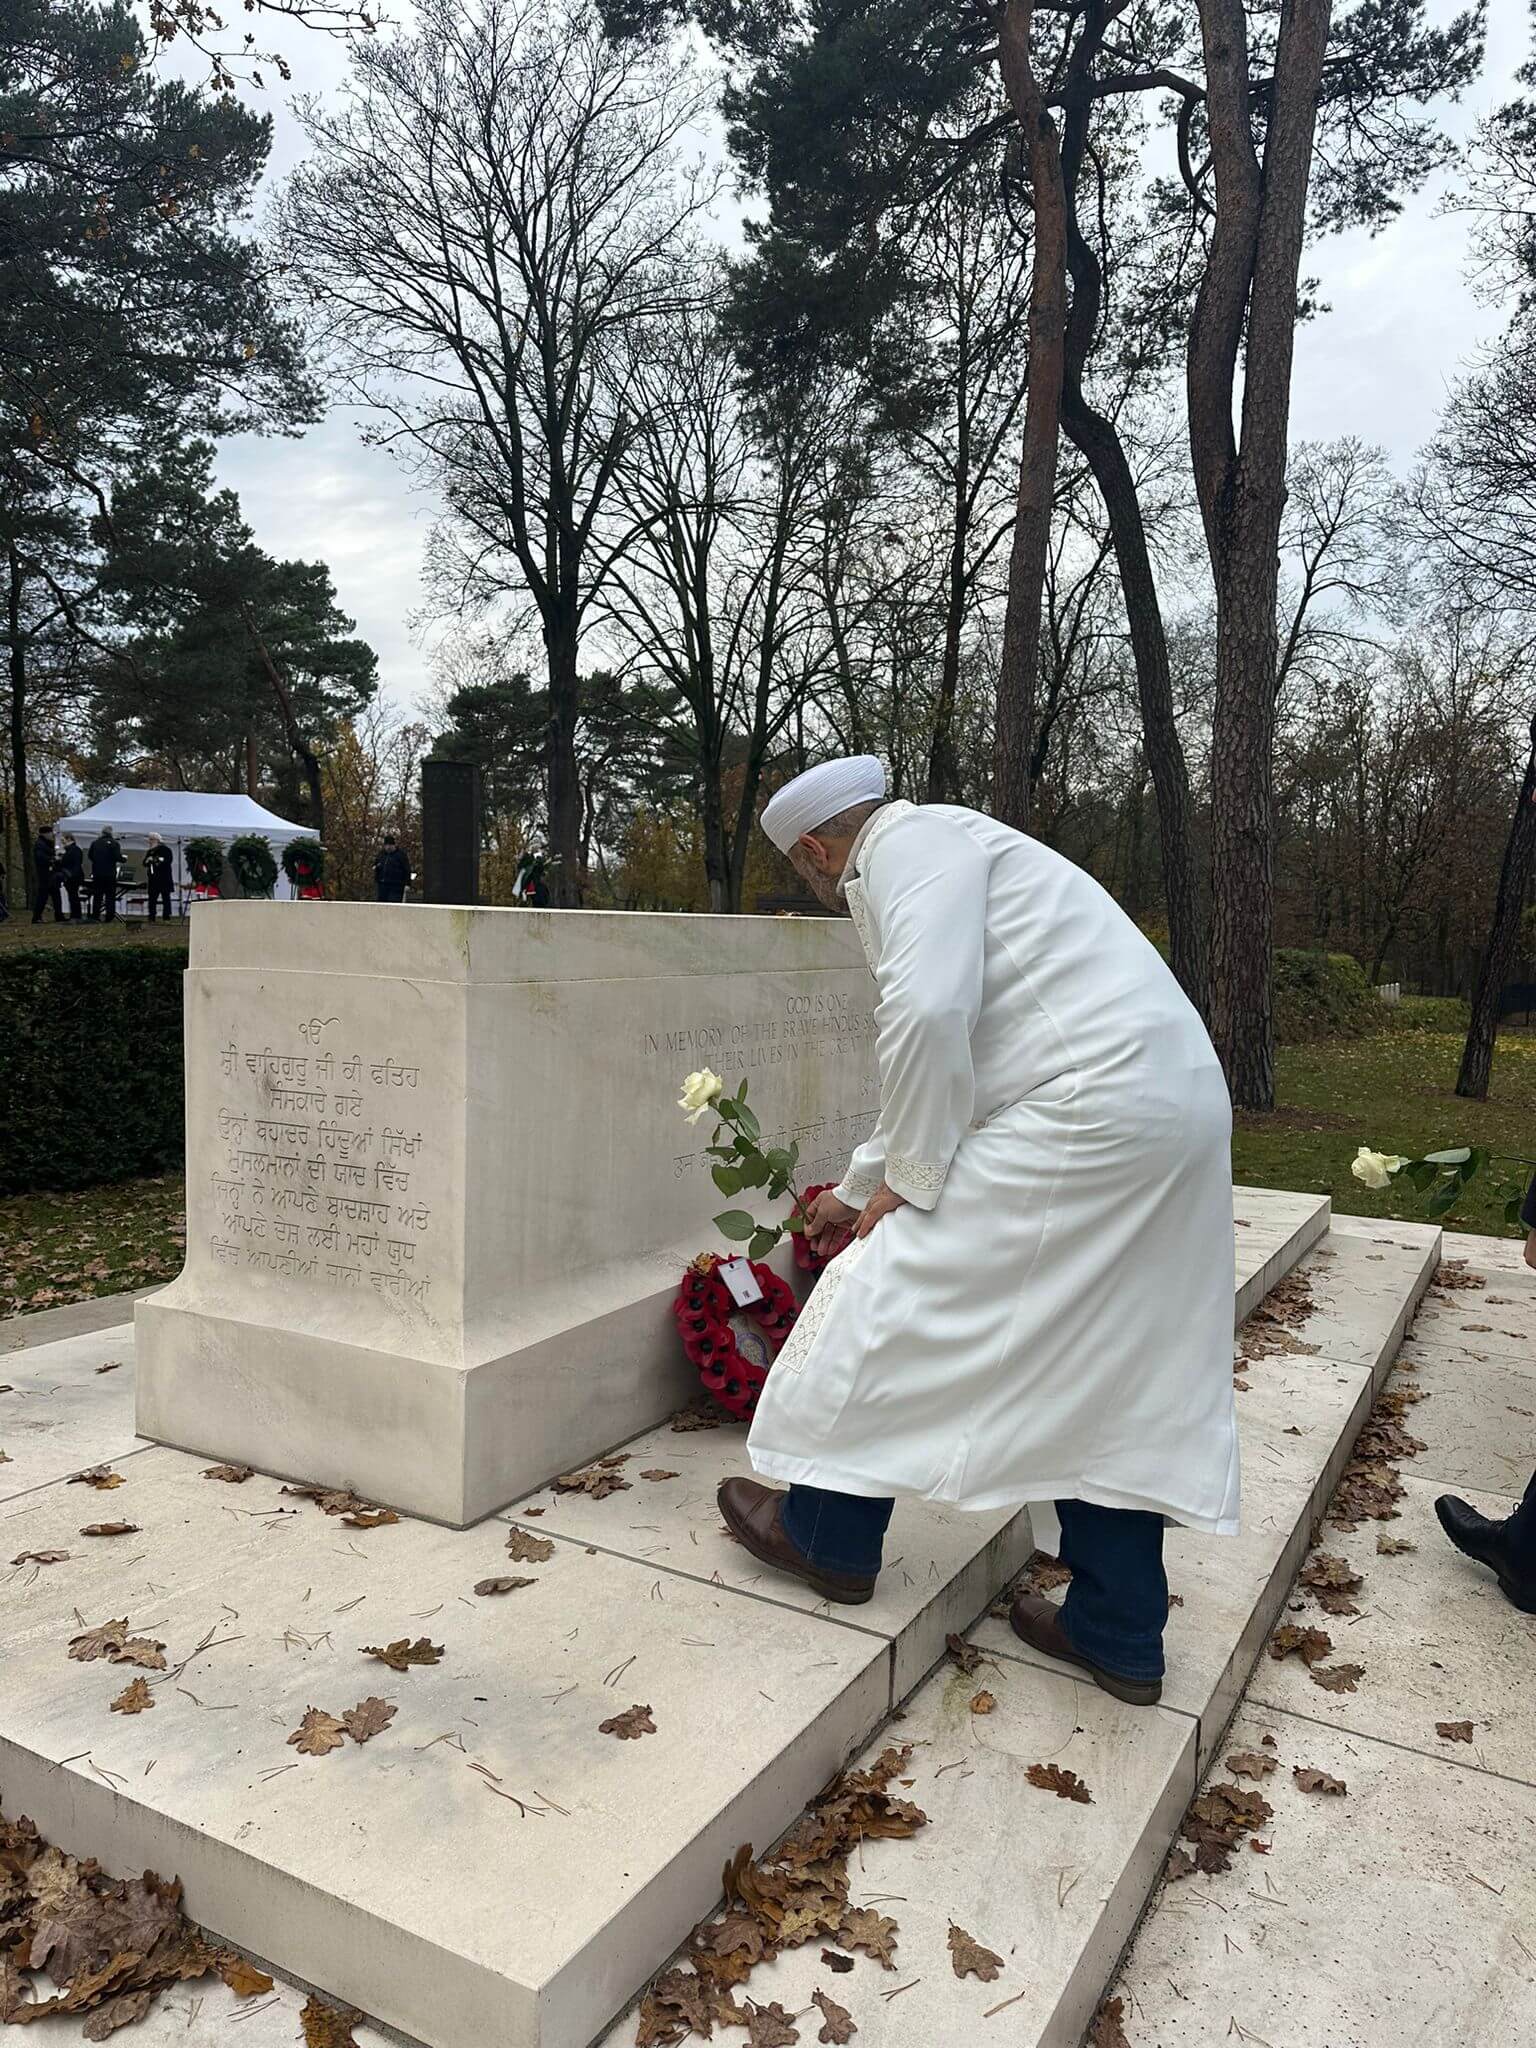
672, 1253, 799, 1422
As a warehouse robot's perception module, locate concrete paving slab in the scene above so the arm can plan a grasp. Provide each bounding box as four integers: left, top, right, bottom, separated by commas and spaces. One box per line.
599, 1652, 1196, 2048
1278, 1221, 1440, 1384
1394, 1339, 1536, 1498
972, 1356, 1373, 1767
1247, 1472, 1536, 1784
1113, 1702, 1536, 2047
0, 1447, 888, 2048
2, 1288, 159, 1354
1231, 1188, 1330, 1323
16, 1975, 393, 2047
1399, 1265, 1536, 1367
0, 1324, 146, 1505
510, 1423, 1031, 1707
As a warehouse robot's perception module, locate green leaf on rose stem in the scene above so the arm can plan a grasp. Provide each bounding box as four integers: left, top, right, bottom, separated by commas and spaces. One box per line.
736, 1103, 761, 1142
765, 1148, 795, 1178
784, 1213, 806, 1233
712, 1164, 743, 1196
748, 1228, 778, 1261
1506, 1196, 1525, 1228
738, 1078, 749, 1101
714, 1210, 757, 1242
1423, 1148, 1472, 1166
715, 1097, 739, 1122
1425, 1183, 1462, 1219
737, 1151, 771, 1190
706, 1144, 735, 1159
1407, 1162, 1436, 1193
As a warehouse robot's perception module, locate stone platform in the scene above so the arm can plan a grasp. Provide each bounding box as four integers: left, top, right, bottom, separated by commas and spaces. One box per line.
1, 1190, 1443, 2048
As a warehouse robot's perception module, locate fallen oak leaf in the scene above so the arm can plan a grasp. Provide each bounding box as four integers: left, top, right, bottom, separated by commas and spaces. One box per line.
812, 1988, 857, 2043
475, 1576, 536, 1596
554, 1462, 631, 1499
95, 1361, 123, 1374
1309, 1662, 1365, 1694
600, 1703, 657, 1740
1026, 1762, 1092, 1803
81, 1989, 155, 2039
1293, 1767, 1347, 1795
970, 1690, 997, 1715
1436, 1720, 1474, 1743
1225, 1750, 1278, 1780
1268, 1623, 1333, 1666
215, 1953, 275, 1997
202, 1464, 252, 1483
288, 1708, 348, 1757
945, 1633, 982, 1674
506, 1527, 555, 1563
1088, 1996, 1131, 2048
110, 1676, 154, 1715
948, 1923, 1003, 1982
838, 1907, 899, 1968
342, 1508, 399, 1529
640, 1469, 680, 1482
80, 1522, 139, 1538
69, 1467, 125, 1489
300, 1995, 363, 2046
820, 1950, 855, 1974
1377, 1535, 1417, 1555
361, 1637, 442, 1671
12, 1548, 70, 1565
342, 1696, 396, 1744
744, 2001, 799, 2047
68, 1618, 129, 1662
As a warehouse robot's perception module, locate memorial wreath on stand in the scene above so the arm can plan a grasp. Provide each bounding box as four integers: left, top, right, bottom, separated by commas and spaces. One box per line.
672, 1067, 853, 1420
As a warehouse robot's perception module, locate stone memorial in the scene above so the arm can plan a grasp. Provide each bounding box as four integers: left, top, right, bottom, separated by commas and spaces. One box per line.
135, 903, 879, 1523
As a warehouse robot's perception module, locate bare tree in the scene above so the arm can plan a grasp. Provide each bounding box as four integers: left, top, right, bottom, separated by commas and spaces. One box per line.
278, 0, 716, 903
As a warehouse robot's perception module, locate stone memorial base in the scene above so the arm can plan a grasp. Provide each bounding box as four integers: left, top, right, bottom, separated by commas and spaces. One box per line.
135, 904, 879, 1524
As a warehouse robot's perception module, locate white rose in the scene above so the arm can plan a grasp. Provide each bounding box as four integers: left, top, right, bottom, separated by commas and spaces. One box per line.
1351, 1145, 1406, 1191
678, 1068, 724, 1124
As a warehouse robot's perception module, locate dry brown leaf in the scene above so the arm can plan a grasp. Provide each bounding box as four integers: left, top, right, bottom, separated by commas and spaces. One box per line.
1225, 1750, 1277, 1780
1177, 1781, 1273, 1874
838, 1907, 898, 1969
600, 1703, 657, 1740
202, 1464, 252, 1483
506, 1526, 556, 1563
112, 1636, 167, 1670
1088, 1996, 1131, 2048
1377, 1535, 1417, 1555
1436, 1719, 1474, 1743
1293, 1767, 1347, 1795
69, 1467, 125, 1490
68, 1618, 128, 1663
1026, 1763, 1092, 1804
287, 1707, 348, 1757
554, 1461, 631, 1499
342, 1696, 396, 1744
475, 1576, 536, 1596
820, 1950, 855, 1974
945, 1633, 982, 1674
361, 1637, 442, 1672
12, 1549, 70, 1565
948, 1922, 1003, 1982
640, 1469, 680, 1482
300, 1996, 363, 2047
342, 1508, 399, 1529
109, 1677, 154, 1715
80, 1522, 139, 1538
970, 1690, 997, 1715
670, 1404, 724, 1432
812, 1988, 857, 2043
81, 1988, 155, 2039
1268, 1623, 1333, 1667
1309, 1662, 1365, 1694
215, 1953, 275, 1997
745, 2001, 799, 2047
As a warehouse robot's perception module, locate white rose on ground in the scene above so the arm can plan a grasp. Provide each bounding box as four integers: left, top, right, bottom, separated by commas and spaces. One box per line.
678, 1068, 724, 1124
1351, 1145, 1407, 1191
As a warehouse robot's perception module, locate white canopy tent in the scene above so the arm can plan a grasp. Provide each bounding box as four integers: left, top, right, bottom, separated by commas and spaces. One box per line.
54, 790, 312, 904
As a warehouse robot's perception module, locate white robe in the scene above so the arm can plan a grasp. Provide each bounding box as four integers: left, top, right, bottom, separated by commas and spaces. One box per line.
747, 800, 1240, 1535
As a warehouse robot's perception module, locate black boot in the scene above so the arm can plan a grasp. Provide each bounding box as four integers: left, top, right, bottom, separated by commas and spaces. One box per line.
1435, 1495, 1536, 1613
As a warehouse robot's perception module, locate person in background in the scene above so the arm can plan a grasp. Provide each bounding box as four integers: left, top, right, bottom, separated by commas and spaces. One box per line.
143, 833, 174, 920
1434, 1168, 1536, 1614
59, 833, 85, 920
374, 832, 412, 903
87, 825, 119, 921
30, 825, 61, 923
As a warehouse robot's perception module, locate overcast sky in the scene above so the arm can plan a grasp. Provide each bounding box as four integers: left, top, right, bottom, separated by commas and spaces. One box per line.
207, 2, 1529, 718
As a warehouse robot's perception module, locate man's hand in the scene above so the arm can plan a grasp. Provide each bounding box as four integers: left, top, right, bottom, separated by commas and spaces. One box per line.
1524, 1227, 1536, 1272
804, 1188, 858, 1257
856, 1182, 908, 1239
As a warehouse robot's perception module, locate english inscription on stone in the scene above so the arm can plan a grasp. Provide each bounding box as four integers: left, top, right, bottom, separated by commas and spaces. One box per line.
205, 1015, 434, 1312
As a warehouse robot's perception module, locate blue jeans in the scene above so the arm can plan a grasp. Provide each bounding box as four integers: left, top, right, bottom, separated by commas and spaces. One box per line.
782, 1484, 894, 1577
1056, 1499, 1169, 1682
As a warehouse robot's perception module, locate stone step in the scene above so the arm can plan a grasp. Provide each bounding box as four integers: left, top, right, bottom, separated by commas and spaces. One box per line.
0, 1190, 1337, 2048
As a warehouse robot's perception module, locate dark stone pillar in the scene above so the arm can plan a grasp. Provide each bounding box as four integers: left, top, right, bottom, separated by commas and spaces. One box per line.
420, 759, 481, 906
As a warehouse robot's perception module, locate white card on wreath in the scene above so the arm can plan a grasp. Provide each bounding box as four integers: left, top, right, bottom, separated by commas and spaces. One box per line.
719, 1257, 765, 1308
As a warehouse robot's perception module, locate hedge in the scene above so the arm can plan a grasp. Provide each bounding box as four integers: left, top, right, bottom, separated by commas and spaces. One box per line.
1272, 949, 1385, 1047
0, 947, 187, 1194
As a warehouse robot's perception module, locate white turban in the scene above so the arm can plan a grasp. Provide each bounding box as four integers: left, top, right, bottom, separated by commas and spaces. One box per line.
760, 756, 887, 854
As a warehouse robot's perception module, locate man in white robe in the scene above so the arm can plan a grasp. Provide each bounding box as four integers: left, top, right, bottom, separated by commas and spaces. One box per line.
717, 757, 1239, 1706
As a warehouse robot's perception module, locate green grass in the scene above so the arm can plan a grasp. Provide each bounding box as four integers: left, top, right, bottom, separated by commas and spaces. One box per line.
0, 916, 189, 953
0, 1174, 186, 1316
1235, 1025, 1536, 1239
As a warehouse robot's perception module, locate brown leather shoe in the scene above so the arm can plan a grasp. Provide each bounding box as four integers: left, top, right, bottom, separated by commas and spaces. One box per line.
1009, 1593, 1163, 1706
717, 1478, 877, 1605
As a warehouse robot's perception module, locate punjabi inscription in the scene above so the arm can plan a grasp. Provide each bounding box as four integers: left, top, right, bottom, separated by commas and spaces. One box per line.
207, 1017, 433, 1309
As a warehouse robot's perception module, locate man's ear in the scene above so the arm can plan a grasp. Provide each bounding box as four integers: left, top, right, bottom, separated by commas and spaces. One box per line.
798, 832, 832, 872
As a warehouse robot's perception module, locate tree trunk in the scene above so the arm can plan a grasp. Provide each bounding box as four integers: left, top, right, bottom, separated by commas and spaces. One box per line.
1189, 0, 1332, 1108
993, 0, 1067, 831
6, 546, 31, 881
1456, 717, 1536, 1100
927, 488, 968, 803
244, 732, 259, 799
544, 618, 583, 908
700, 754, 730, 915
